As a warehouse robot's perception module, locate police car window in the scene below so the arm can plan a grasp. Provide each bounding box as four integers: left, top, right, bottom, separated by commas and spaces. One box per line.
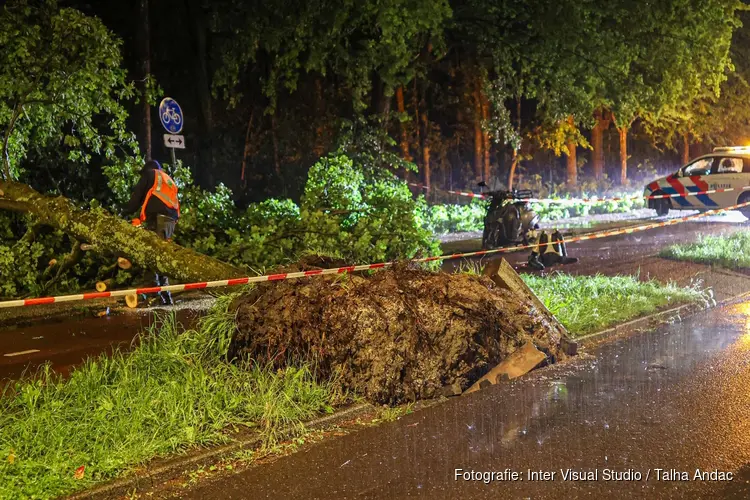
682, 158, 713, 176
717, 157, 743, 174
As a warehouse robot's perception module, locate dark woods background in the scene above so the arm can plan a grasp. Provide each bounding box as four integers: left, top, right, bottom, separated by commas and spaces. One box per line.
61, 0, 750, 206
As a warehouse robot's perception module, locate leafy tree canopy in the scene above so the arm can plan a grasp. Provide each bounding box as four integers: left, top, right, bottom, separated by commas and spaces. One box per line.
0, 0, 138, 183
210, 0, 451, 112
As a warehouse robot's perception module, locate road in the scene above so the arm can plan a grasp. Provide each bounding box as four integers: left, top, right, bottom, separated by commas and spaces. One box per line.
0, 213, 747, 384
177, 300, 750, 499
0, 308, 199, 383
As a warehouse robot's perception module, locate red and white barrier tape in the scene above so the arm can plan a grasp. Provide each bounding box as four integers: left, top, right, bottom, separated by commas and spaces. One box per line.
529, 187, 747, 205
408, 182, 487, 199
408, 181, 749, 204
1, 200, 748, 310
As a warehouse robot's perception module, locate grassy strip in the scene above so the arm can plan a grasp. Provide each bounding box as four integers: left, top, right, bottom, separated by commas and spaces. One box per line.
522, 273, 710, 336
660, 231, 750, 269
0, 293, 337, 499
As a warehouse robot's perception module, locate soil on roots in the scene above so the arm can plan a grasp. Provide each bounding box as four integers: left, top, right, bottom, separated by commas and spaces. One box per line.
227, 263, 567, 404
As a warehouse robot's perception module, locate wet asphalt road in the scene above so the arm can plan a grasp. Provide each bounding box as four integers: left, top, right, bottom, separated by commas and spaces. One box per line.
0, 214, 746, 384
0, 309, 198, 384
442, 213, 748, 275
178, 301, 750, 500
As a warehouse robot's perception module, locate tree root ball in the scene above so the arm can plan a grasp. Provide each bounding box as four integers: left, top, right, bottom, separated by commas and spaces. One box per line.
227, 265, 567, 404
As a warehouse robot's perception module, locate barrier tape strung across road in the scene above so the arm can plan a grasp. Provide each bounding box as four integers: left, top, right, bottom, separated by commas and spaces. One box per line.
1, 200, 748, 310
407, 181, 750, 204
407, 182, 488, 199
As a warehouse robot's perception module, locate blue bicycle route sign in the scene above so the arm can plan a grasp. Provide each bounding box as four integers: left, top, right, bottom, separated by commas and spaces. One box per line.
159, 97, 183, 134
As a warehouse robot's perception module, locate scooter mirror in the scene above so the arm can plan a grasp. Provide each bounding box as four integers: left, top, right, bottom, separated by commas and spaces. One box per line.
477, 181, 487, 187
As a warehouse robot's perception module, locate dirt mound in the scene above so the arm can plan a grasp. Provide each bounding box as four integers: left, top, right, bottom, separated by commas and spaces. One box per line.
227, 265, 566, 404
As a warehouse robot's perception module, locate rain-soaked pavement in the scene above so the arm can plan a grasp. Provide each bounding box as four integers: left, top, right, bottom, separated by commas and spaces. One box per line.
442, 216, 747, 276
176, 301, 750, 500
0, 309, 199, 383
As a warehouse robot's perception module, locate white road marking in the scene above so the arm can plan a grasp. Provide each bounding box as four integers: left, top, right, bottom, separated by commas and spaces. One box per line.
3, 349, 40, 357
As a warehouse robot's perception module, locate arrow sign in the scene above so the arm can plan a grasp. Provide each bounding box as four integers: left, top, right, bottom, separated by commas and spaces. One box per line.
163, 134, 186, 149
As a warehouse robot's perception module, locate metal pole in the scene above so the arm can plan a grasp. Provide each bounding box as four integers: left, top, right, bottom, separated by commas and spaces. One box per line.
170, 147, 177, 173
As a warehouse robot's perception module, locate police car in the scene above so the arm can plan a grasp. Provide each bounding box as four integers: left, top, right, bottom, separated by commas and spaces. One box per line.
644, 146, 750, 217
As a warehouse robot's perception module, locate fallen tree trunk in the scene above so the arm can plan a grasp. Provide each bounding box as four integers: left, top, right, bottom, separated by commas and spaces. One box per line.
227, 262, 567, 404
0, 181, 243, 283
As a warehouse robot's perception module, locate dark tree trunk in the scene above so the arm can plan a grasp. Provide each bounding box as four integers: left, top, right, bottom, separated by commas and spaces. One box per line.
422, 112, 431, 188
618, 126, 628, 185
507, 96, 522, 190
481, 89, 491, 182
396, 86, 411, 161
313, 77, 326, 158
412, 79, 420, 184
612, 113, 631, 185
186, 0, 214, 187
508, 151, 519, 191
138, 0, 152, 160
566, 142, 577, 187
592, 108, 611, 180
473, 77, 483, 179
566, 116, 577, 187
371, 74, 391, 119
271, 113, 282, 186
419, 81, 431, 188
0, 182, 243, 282
240, 109, 255, 185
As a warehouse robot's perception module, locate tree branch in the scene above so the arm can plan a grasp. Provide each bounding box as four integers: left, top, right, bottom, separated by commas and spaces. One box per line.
0, 197, 33, 213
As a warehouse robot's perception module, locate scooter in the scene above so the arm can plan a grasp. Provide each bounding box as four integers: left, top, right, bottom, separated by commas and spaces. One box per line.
479, 182, 540, 249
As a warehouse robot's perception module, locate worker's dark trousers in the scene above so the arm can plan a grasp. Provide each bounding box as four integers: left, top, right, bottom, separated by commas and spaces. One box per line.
146, 214, 177, 305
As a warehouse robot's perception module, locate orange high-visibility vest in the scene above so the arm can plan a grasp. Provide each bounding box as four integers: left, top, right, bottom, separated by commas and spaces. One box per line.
140, 170, 180, 221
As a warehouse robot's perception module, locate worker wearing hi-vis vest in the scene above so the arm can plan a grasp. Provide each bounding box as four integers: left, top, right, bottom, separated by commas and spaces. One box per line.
526, 228, 578, 271
126, 159, 180, 305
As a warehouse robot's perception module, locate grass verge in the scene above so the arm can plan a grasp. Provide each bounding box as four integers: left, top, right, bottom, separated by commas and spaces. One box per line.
0, 292, 337, 499
660, 231, 750, 269
522, 273, 710, 336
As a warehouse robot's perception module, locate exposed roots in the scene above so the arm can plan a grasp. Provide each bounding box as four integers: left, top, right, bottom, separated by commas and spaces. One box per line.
227, 265, 566, 405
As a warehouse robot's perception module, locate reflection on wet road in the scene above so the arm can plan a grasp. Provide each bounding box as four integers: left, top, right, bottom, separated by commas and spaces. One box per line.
442, 218, 747, 276
180, 302, 750, 499
0, 310, 198, 383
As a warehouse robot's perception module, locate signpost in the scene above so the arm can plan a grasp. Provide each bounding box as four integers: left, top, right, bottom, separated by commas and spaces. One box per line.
158, 97, 185, 169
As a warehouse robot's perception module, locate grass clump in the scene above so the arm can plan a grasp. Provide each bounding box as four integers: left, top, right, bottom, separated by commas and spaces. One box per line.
660, 232, 750, 269
523, 273, 709, 336
0, 295, 335, 499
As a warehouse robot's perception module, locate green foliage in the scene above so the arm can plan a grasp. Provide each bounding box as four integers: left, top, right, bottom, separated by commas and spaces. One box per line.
0, 145, 440, 299
102, 156, 144, 206
172, 149, 439, 271
421, 181, 647, 235
211, 0, 451, 112
523, 273, 709, 336
0, 213, 105, 299
0, 309, 335, 499
0, 238, 46, 298
0, 0, 138, 180
300, 153, 439, 262
483, 76, 520, 150
532, 119, 591, 157
660, 231, 750, 269
422, 200, 486, 235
